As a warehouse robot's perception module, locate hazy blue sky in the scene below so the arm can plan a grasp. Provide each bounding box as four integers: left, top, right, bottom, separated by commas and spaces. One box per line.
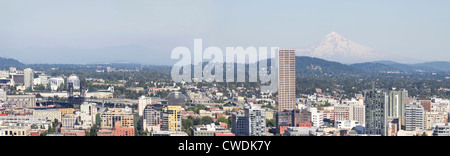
1, 0, 449, 63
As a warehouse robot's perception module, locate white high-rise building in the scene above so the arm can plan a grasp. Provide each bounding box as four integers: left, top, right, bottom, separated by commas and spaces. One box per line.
309, 107, 324, 127
405, 103, 425, 131
138, 95, 152, 116
24, 68, 34, 90
79, 102, 97, 129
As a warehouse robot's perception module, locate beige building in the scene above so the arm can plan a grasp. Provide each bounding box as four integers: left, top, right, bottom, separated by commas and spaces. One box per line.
50, 108, 75, 115
425, 112, 447, 130
350, 104, 365, 125
62, 114, 78, 128
334, 104, 350, 121
33, 110, 62, 122
162, 106, 182, 131
100, 108, 134, 128
0, 126, 31, 136
278, 49, 296, 111
320, 107, 335, 121
199, 109, 213, 117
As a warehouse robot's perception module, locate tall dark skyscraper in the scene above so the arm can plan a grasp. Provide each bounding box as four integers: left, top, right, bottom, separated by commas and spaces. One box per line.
365, 89, 388, 136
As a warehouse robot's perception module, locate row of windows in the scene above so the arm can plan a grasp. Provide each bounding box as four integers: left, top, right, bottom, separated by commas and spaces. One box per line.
3, 130, 28, 136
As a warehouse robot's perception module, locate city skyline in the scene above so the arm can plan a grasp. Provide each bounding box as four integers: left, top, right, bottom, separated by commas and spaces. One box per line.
1, 0, 450, 64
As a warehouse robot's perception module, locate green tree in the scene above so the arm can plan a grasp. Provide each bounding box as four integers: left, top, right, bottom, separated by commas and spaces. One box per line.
96, 113, 101, 126
182, 118, 194, 136
215, 117, 228, 124
228, 116, 233, 129
201, 116, 213, 125
57, 83, 66, 91
266, 118, 276, 127
193, 117, 201, 125
34, 84, 46, 91
90, 125, 98, 136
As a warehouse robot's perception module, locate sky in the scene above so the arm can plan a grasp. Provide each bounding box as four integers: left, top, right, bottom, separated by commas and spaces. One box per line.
0, 0, 449, 64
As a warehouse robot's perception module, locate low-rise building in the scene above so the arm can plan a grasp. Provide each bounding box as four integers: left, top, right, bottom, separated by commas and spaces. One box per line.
334, 120, 360, 129
425, 112, 446, 130
432, 123, 450, 136
0, 126, 31, 136
100, 108, 133, 129
62, 114, 78, 128
97, 121, 134, 136
4, 95, 36, 107
191, 123, 231, 136
33, 110, 62, 122
0, 116, 50, 130
61, 128, 86, 136
150, 131, 188, 136
283, 127, 317, 136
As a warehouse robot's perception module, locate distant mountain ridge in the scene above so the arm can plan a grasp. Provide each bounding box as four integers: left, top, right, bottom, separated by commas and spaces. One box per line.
297, 56, 450, 74
0, 56, 449, 74
295, 56, 362, 76
0, 57, 25, 70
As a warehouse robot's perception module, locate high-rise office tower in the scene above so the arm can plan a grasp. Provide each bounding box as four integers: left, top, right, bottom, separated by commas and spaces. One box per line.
244, 104, 266, 136
143, 107, 161, 132
334, 104, 350, 121
80, 102, 97, 128
365, 89, 388, 136
349, 103, 365, 126
232, 110, 246, 136
232, 104, 266, 136
138, 95, 152, 116
388, 90, 408, 127
162, 106, 182, 131
405, 103, 425, 131
278, 49, 296, 111
24, 68, 34, 90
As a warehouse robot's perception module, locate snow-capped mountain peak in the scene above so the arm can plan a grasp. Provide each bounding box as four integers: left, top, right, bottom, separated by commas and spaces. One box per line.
297, 32, 393, 64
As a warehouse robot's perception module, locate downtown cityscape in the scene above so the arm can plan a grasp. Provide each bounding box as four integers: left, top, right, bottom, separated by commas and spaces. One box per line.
1, 44, 450, 137
1, 0, 450, 139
